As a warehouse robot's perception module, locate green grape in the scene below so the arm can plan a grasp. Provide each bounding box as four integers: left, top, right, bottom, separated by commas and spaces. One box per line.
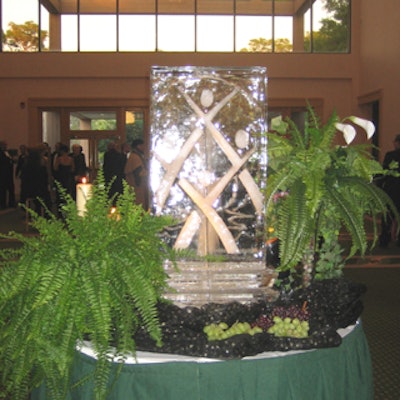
203, 321, 263, 341
267, 317, 309, 338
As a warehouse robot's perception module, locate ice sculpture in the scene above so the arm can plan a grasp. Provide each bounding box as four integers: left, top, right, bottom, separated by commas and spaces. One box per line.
150, 66, 273, 306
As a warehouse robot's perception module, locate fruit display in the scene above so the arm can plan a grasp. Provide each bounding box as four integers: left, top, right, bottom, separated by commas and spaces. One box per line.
132, 278, 366, 359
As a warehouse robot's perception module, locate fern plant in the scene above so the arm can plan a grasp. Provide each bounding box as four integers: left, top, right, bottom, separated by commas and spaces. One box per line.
265, 106, 398, 285
0, 173, 176, 400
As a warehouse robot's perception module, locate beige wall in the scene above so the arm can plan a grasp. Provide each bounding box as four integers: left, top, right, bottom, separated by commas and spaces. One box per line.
359, 0, 400, 158
0, 51, 356, 149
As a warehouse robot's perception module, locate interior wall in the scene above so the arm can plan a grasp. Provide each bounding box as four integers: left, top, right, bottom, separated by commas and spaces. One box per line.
0, 52, 356, 151
359, 0, 400, 159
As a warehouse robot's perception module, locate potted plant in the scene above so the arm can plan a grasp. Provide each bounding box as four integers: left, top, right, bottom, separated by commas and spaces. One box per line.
0, 174, 176, 400
265, 105, 398, 288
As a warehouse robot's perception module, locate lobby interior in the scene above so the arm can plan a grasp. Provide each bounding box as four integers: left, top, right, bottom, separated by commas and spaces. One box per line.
1, 1, 400, 399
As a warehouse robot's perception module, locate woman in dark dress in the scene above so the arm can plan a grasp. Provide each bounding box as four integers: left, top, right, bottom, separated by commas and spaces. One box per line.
53, 144, 75, 215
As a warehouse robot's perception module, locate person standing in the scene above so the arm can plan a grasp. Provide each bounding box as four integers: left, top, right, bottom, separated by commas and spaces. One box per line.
20, 147, 51, 214
53, 144, 75, 215
379, 134, 400, 247
15, 144, 28, 180
124, 139, 148, 209
0, 141, 16, 209
70, 144, 88, 200
103, 142, 125, 203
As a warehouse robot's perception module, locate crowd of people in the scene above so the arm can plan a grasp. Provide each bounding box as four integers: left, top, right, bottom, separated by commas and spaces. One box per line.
0, 138, 149, 216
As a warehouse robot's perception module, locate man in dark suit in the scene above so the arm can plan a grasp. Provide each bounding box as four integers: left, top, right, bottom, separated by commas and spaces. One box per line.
379, 134, 400, 247
103, 141, 126, 203
0, 141, 16, 209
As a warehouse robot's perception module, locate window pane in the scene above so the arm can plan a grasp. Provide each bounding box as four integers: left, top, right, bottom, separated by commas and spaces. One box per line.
126, 110, 145, 143
303, 8, 311, 52
119, 15, 156, 51
197, 0, 233, 14
158, 0, 195, 14
274, 16, 293, 52
80, 15, 117, 52
62, 15, 78, 51
312, 0, 350, 52
197, 16, 233, 52
70, 111, 117, 131
40, 3, 49, 51
2, 0, 39, 52
236, 16, 272, 52
119, 0, 156, 13
157, 15, 195, 51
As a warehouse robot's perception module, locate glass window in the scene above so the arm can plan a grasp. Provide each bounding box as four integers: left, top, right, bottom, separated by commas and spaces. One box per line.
312, 0, 350, 53
197, 15, 234, 52
236, 15, 272, 52
2, 0, 39, 51
79, 15, 117, 52
70, 111, 117, 131
119, 15, 156, 51
125, 110, 145, 143
274, 16, 293, 52
0, 0, 351, 53
157, 15, 195, 51
62, 15, 78, 51
40, 3, 49, 51
303, 7, 311, 52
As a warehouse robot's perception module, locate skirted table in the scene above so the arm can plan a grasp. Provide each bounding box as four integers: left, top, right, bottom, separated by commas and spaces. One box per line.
31, 322, 373, 400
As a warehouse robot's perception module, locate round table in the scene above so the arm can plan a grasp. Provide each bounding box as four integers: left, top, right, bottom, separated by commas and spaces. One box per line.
32, 322, 373, 400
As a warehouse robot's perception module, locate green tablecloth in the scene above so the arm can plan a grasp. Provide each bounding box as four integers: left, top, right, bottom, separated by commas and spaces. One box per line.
32, 323, 373, 400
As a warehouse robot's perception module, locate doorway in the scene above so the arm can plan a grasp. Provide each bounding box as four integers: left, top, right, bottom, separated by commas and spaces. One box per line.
41, 107, 146, 182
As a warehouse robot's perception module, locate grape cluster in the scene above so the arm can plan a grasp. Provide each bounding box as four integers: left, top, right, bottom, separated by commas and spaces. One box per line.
253, 302, 310, 333
273, 303, 310, 321
203, 321, 263, 341
267, 316, 310, 338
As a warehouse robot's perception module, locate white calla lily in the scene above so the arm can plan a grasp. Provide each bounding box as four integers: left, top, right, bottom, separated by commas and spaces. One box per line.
335, 122, 356, 144
348, 116, 375, 139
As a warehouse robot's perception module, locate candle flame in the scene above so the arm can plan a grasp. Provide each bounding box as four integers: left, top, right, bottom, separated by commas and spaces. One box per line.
82, 177, 87, 184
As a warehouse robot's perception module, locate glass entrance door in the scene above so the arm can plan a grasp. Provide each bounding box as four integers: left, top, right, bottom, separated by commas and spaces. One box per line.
66, 109, 145, 182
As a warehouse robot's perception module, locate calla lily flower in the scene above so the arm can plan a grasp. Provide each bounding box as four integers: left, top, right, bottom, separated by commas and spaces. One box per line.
348, 116, 375, 139
336, 122, 356, 144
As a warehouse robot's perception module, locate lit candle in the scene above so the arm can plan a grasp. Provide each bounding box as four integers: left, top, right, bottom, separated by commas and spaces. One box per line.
108, 206, 121, 221
76, 177, 92, 216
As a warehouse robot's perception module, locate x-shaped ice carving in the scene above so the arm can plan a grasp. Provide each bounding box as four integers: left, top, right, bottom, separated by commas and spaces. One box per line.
154, 84, 263, 254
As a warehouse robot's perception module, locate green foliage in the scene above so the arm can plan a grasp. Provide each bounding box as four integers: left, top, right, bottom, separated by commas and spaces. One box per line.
303, 0, 350, 52
266, 106, 398, 283
0, 173, 176, 400
4, 20, 48, 51
240, 37, 293, 53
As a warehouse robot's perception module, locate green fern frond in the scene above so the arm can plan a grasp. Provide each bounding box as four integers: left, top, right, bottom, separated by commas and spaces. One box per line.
326, 184, 367, 257
286, 117, 306, 149
0, 170, 175, 400
319, 110, 339, 149
276, 181, 314, 269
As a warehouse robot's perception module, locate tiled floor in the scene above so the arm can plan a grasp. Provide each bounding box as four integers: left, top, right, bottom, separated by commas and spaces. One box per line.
1, 207, 399, 399
345, 260, 400, 400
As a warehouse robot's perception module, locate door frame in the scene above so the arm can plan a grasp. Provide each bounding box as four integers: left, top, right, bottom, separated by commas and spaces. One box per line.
28, 97, 149, 147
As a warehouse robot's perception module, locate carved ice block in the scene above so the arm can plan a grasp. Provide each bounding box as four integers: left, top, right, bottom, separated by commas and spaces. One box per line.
150, 66, 272, 306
